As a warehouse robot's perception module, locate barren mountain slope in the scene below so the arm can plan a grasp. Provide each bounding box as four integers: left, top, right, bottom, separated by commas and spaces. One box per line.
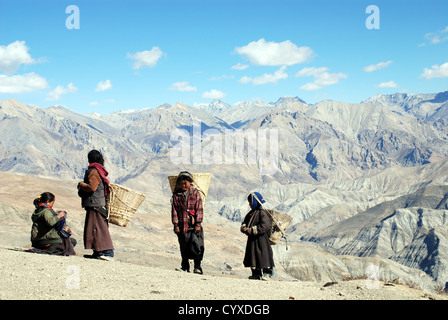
0, 171, 445, 297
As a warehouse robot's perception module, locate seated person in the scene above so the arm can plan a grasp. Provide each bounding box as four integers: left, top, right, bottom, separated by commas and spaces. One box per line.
30, 192, 76, 256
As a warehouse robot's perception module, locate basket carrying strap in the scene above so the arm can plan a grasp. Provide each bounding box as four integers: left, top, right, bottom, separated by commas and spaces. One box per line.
251, 193, 283, 236
247, 210, 259, 229
191, 178, 206, 202
251, 192, 289, 248
251, 193, 288, 250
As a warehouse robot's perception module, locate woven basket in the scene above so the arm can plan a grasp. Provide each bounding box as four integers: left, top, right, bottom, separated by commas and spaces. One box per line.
106, 183, 146, 227
168, 173, 212, 204
265, 209, 293, 245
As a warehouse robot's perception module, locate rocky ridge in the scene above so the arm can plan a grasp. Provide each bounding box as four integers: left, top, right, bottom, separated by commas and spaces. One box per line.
1, 91, 448, 294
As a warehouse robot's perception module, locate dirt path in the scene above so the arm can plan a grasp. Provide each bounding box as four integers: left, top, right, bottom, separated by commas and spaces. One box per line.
0, 248, 445, 301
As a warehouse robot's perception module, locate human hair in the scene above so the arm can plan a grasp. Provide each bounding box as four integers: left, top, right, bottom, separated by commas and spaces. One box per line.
177, 171, 193, 183
33, 192, 55, 208
88, 149, 104, 165
173, 171, 194, 193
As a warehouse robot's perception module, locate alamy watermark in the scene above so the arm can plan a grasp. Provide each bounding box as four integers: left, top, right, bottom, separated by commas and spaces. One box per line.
365, 5, 380, 30
65, 5, 379, 30
66, 5, 80, 30
365, 264, 380, 289
170, 121, 279, 175
66, 265, 80, 290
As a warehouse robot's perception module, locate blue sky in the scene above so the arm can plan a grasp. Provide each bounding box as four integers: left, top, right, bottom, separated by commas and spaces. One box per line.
0, 0, 447, 114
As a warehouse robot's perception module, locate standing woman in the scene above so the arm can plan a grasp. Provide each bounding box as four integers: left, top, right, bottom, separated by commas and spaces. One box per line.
30, 192, 76, 255
171, 171, 205, 274
78, 149, 114, 261
241, 192, 275, 280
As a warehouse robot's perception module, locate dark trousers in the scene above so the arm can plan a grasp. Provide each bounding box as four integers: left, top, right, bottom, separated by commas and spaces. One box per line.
177, 227, 204, 270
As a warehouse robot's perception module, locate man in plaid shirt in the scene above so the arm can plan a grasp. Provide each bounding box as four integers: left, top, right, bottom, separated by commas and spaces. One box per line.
171, 172, 204, 274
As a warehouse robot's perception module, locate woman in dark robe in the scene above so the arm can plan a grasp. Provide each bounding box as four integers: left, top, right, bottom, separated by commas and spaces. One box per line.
241, 192, 275, 280
78, 149, 114, 261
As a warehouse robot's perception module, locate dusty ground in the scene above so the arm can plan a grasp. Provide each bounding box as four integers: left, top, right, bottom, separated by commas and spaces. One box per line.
0, 171, 447, 301
0, 248, 445, 301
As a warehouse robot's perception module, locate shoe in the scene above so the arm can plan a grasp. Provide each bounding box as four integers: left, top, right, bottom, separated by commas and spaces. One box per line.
98, 250, 114, 261
193, 267, 203, 275
175, 267, 190, 272
248, 275, 261, 280
262, 268, 274, 280
83, 251, 99, 259
99, 255, 114, 261
261, 275, 271, 281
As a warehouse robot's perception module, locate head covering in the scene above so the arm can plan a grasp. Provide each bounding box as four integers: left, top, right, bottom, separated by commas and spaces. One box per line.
178, 171, 193, 182
250, 192, 266, 210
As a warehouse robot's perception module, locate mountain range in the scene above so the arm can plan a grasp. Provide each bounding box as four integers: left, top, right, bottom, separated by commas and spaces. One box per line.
1, 90, 448, 291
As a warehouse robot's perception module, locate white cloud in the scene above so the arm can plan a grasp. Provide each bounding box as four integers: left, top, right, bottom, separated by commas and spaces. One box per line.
296, 67, 327, 78
420, 26, 448, 46
169, 81, 197, 92
364, 60, 392, 72
127, 47, 163, 69
210, 74, 234, 81
420, 62, 448, 79
239, 66, 288, 85
95, 79, 112, 92
0, 41, 42, 75
231, 63, 249, 71
46, 82, 78, 101
0, 72, 48, 93
300, 82, 322, 91
377, 81, 399, 88
296, 67, 347, 91
202, 89, 226, 99
235, 39, 314, 66
89, 101, 99, 106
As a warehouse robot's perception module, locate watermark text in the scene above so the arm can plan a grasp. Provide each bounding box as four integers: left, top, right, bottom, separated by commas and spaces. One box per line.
170, 121, 279, 175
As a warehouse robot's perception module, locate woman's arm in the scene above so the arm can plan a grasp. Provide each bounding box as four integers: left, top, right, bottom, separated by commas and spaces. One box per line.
251, 210, 272, 236
78, 169, 101, 192
42, 209, 60, 227
171, 196, 180, 233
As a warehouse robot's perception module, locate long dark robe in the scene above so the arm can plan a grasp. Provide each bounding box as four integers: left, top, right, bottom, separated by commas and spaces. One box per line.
83, 208, 114, 252
242, 209, 275, 269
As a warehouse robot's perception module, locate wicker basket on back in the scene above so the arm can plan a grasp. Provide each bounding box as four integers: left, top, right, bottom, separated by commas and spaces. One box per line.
106, 183, 146, 227
168, 173, 211, 205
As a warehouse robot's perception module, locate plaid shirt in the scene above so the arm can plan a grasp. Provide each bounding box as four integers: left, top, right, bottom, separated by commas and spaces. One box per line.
171, 186, 204, 235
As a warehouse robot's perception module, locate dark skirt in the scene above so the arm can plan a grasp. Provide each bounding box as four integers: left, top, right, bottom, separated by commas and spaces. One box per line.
83, 208, 114, 252
29, 237, 76, 256
243, 233, 275, 269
